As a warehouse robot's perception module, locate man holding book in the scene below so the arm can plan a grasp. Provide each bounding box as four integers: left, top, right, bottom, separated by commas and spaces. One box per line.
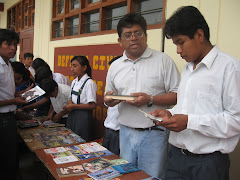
0, 29, 28, 177
151, 6, 240, 180
104, 13, 179, 179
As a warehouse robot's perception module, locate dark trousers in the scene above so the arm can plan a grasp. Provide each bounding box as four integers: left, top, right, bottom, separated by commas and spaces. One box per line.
102, 128, 120, 156
165, 145, 230, 180
0, 112, 18, 179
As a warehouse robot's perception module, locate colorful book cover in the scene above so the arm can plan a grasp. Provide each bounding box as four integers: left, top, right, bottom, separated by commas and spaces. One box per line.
65, 145, 81, 151
17, 119, 39, 128
82, 158, 112, 172
50, 151, 72, 158
44, 147, 67, 154
111, 163, 140, 174
56, 164, 87, 177
53, 155, 79, 164
79, 142, 107, 153
94, 150, 114, 157
43, 140, 62, 147
109, 159, 129, 166
77, 153, 97, 160
21, 85, 45, 102
87, 167, 120, 180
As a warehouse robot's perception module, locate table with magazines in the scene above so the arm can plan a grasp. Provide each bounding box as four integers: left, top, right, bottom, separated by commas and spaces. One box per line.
35, 142, 153, 180
17, 115, 85, 152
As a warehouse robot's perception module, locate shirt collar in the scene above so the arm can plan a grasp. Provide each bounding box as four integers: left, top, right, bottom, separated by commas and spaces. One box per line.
0, 56, 8, 65
122, 47, 152, 62
78, 73, 89, 82
187, 45, 220, 70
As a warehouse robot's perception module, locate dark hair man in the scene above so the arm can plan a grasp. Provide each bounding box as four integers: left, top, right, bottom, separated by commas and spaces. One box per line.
151, 6, 240, 180
104, 13, 180, 179
0, 29, 28, 177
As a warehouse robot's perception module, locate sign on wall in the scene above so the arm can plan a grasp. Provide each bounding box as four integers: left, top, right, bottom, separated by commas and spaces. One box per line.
54, 43, 124, 139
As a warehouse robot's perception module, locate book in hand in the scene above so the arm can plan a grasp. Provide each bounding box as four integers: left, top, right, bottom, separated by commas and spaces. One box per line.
21, 85, 45, 102
139, 109, 163, 122
111, 162, 140, 174
87, 167, 120, 180
105, 94, 137, 101
56, 164, 87, 177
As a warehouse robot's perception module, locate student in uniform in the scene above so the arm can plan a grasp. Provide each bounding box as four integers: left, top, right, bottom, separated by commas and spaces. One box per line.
0, 29, 28, 178
40, 78, 71, 125
63, 56, 97, 141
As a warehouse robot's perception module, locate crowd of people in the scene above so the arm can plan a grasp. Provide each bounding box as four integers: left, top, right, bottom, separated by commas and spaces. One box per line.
0, 5, 240, 180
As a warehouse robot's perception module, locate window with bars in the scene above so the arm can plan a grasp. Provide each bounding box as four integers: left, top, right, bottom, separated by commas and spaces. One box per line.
51, 0, 166, 40
7, 0, 35, 32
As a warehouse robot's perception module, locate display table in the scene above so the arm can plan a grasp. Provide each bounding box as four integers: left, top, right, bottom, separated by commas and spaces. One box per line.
18, 125, 85, 152
35, 143, 151, 180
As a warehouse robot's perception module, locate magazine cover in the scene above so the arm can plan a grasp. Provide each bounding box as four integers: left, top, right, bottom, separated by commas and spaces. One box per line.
56, 164, 87, 177
44, 147, 67, 154
94, 150, 114, 157
82, 158, 112, 172
53, 155, 79, 164
79, 142, 107, 153
87, 167, 120, 180
21, 85, 45, 102
109, 159, 129, 166
111, 162, 140, 174
17, 119, 39, 129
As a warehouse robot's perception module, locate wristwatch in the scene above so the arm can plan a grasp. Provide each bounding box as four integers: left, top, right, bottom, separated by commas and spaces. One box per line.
147, 95, 153, 107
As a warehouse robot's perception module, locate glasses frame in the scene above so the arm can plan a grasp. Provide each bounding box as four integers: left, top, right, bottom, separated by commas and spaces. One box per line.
122, 31, 144, 40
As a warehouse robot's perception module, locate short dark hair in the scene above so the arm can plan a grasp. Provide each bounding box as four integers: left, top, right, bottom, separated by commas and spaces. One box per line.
71, 56, 92, 78
0, 29, 19, 46
40, 79, 58, 97
24, 53, 34, 59
32, 58, 48, 71
163, 6, 210, 41
117, 12, 147, 38
11, 62, 26, 78
35, 66, 52, 84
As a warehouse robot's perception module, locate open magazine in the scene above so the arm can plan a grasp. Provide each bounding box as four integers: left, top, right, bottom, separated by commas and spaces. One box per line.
21, 85, 45, 102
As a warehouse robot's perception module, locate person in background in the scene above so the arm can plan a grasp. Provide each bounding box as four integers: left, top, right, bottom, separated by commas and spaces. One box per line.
0, 29, 28, 178
23, 52, 35, 78
35, 65, 71, 86
151, 6, 240, 180
40, 79, 71, 125
63, 56, 97, 141
21, 59, 71, 116
102, 56, 122, 156
104, 13, 179, 179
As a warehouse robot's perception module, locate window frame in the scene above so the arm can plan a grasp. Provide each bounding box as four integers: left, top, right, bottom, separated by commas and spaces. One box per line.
50, 0, 166, 41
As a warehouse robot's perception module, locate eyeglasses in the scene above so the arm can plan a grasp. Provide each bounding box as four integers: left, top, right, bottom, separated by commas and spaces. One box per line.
122, 31, 144, 40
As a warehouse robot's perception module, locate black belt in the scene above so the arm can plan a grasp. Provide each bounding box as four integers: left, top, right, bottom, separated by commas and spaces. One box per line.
174, 146, 223, 157
133, 126, 164, 131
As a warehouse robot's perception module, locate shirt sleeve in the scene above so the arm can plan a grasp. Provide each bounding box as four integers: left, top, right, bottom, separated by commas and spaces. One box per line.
85, 80, 97, 103
187, 69, 240, 138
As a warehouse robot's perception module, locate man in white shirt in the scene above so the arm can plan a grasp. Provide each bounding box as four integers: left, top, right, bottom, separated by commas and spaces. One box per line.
0, 29, 28, 177
39, 78, 71, 124
104, 13, 179, 179
151, 6, 240, 180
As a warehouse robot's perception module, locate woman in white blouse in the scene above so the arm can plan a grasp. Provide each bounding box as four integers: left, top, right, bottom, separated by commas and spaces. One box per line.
63, 56, 97, 141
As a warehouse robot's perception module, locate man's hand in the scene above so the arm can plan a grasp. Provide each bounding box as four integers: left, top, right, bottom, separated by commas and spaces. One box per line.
104, 91, 122, 107
14, 97, 28, 105
125, 92, 150, 107
150, 109, 188, 132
